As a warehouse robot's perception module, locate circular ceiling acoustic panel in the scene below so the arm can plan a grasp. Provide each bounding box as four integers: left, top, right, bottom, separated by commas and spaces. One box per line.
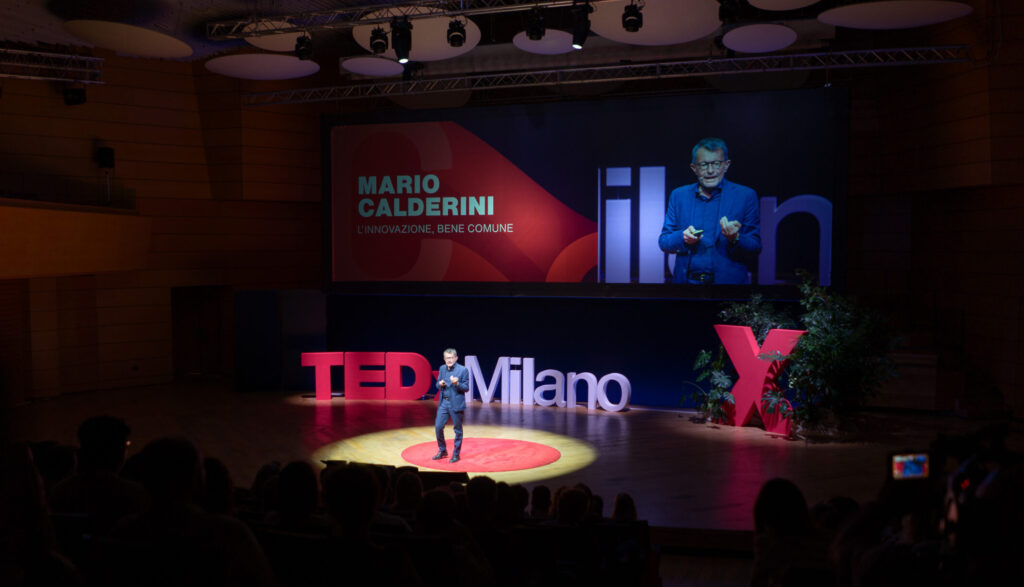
590, 0, 721, 46
341, 56, 405, 77
243, 19, 302, 52
749, 0, 822, 10
722, 23, 798, 53
352, 6, 481, 62
205, 54, 320, 80
818, 1, 972, 30
512, 29, 576, 55
63, 19, 193, 59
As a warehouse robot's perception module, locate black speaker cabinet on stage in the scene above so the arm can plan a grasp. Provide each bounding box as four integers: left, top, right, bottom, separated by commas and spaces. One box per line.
97, 147, 115, 169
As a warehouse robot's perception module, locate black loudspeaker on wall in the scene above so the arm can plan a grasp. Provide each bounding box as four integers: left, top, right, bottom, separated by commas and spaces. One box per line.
63, 87, 86, 106
97, 147, 115, 169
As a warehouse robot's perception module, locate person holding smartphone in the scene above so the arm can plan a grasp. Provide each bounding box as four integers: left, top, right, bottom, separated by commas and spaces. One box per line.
433, 348, 469, 463
659, 137, 762, 284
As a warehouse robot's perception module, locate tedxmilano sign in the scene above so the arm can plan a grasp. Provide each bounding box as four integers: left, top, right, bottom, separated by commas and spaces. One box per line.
300, 352, 631, 412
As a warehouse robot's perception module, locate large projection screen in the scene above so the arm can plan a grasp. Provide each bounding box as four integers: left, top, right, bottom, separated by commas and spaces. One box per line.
328, 88, 848, 295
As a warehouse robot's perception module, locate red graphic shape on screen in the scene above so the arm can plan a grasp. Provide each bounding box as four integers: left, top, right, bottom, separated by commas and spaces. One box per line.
714, 325, 805, 436
546, 233, 599, 282
332, 122, 597, 282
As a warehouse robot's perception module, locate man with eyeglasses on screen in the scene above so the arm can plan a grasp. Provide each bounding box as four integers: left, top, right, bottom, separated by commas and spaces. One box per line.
659, 137, 761, 285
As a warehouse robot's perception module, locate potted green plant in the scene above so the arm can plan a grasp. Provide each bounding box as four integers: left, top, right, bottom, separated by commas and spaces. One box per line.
685, 293, 793, 423
687, 276, 898, 438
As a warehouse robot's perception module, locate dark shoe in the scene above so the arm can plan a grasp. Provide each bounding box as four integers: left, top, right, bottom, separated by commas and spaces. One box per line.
432, 451, 448, 460
449, 455, 460, 464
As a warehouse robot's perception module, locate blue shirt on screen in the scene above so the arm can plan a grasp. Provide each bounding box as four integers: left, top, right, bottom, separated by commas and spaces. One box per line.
658, 178, 762, 284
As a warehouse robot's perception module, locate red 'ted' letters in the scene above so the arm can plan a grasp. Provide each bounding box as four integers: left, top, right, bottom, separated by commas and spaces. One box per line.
300, 351, 433, 401
384, 352, 433, 401
300, 352, 345, 401
713, 325, 805, 436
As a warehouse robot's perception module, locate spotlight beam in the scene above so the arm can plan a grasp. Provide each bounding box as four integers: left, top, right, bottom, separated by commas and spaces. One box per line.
571, 1, 593, 50
391, 16, 413, 64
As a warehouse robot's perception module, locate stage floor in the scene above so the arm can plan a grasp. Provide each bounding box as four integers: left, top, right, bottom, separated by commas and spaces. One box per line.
10, 381, 1017, 532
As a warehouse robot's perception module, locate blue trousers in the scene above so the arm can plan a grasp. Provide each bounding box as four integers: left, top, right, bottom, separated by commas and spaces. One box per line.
435, 399, 464, 456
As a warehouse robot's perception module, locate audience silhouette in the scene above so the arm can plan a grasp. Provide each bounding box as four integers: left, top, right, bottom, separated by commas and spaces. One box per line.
14, 413, 1021, 586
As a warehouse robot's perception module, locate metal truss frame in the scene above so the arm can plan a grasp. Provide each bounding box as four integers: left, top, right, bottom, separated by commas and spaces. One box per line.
0, 48, 104, 84
207, 0, 609, 39
244, 45, 970, 106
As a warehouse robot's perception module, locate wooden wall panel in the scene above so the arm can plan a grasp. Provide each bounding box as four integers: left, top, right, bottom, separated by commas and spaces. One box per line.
123, 179, 213, 199
241, 146, 320, 168
99, 340, 173, 364
845, 0, 1024, 413
99, 322, 174, 345
95, 287, 171, 308
97, 355, 173, 388
0, 202, 151, 280
97, 304, 169, 326
0, 280, 30, 407
240, 183, 321, 202
241, 128, 317, 150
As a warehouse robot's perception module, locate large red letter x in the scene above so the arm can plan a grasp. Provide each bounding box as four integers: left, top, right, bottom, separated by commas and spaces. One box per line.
714, 325, 805, 435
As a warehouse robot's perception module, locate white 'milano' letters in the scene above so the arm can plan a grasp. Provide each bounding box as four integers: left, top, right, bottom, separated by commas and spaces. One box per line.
465, 355, 631, 412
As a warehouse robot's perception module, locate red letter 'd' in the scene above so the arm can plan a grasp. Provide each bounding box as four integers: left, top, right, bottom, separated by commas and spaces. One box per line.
385, 352, 433, 401
300, 352, 345, 401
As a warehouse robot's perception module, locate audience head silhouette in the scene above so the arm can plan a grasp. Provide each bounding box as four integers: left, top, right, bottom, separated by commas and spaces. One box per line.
138, 436, 203, 504
754, 477, 811, 537
76, 415, 131, 473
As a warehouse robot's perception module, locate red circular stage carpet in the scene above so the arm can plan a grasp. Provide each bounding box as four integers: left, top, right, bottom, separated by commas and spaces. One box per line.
402, 438, 561, 472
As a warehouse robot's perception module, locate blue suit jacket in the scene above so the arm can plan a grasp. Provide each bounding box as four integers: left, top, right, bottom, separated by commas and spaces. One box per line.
437, 363, 469, 411
658, 178, 761, 284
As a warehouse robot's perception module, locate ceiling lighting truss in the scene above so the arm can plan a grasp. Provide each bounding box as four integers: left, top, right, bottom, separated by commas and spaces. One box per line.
208, 0, 615, 40
243, 45, 969, 106
0, 48, 104, 84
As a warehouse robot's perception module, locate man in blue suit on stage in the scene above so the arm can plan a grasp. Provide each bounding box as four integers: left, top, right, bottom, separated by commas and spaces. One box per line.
659, 137, 761, 284
434, 347, 469, 463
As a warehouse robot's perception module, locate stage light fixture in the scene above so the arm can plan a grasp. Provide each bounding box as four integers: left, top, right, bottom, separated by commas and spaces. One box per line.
294, 34, 313, 60
622, 1, 643, 33
525, 7, 546, 41
718, 0, 739, 26
391, 16, 413, 64
369, 26, 388, 54
571, 1, 593, 50
446, 18, 466, 48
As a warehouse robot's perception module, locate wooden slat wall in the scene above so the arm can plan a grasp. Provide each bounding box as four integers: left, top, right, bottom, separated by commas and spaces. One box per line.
0, 201, 151, 279
847, 0, 1024, 413
0, 50, 322, 400
0, 280, 30, 408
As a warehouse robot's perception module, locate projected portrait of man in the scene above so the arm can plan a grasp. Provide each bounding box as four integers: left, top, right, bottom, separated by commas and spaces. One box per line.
434, 347, 469, 464
658, 137, 762, 285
